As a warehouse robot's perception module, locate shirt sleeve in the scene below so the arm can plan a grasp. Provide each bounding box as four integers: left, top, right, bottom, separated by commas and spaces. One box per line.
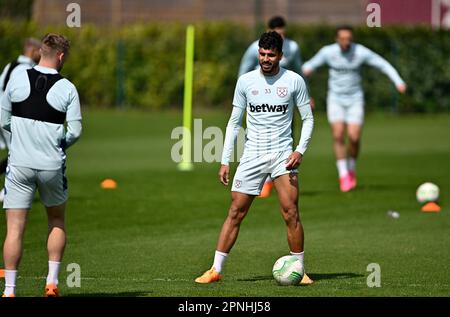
232, 77, 247, 109
0, 108, 11, 132
64, 120, 82, 149
291, 42, 303, 76
66, 83, 82, 122
238, 42, 259, 77
363, 47, 405, 86
293, 77, 314, 155
220, 106, 245, 165
302, 47, 328, 74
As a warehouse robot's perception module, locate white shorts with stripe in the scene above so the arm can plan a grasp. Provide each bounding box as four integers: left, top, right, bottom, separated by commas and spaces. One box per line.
231, 150, 298, 196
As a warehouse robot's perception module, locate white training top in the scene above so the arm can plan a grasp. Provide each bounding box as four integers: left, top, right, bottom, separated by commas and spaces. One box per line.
302, 43, 405, 100
1, 65, 82, 170
221, 67, 314, 165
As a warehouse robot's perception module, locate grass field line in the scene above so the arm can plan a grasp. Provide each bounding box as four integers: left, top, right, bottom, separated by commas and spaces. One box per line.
17, 276, 192, 282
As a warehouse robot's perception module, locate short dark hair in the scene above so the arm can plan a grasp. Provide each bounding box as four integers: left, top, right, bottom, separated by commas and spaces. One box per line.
336, 25, 354, 35
258, 31, 283, 53
268, 16, 286, 29
41, 33, 70, 57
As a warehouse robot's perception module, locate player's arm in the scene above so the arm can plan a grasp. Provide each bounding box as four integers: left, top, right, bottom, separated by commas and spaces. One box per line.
286, 78, 314, 170
219, 105, 245, 185
291, 42, 303, 76
364, 48, 407, 93
220, 78, 247, 185
62, 85, 82, 149
301, 47, 328, 77
238, 42, 258, 77
0, 80, 13, 132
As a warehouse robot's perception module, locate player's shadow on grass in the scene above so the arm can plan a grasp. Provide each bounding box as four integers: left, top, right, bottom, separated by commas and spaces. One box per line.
307, 272, 363, 281
238, 272, 362, 282
65, 291, 152, 297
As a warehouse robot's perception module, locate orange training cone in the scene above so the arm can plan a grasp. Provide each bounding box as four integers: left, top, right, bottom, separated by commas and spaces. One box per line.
0, 269, 4, 278
101, 179, 117, 189
421, 202, 441, 213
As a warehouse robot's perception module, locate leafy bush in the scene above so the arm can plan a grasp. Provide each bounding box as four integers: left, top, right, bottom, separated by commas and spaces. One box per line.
0, 20, 449, 112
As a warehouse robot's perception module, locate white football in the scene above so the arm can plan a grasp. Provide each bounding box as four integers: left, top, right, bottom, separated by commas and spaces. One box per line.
272, 255, 304, 286
416, 182, 439, 204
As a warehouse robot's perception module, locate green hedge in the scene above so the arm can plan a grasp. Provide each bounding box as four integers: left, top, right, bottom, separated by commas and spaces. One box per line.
1, 20, 449, 112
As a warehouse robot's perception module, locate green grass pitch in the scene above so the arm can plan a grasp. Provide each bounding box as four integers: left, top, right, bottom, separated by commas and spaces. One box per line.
0, 109, 449, 297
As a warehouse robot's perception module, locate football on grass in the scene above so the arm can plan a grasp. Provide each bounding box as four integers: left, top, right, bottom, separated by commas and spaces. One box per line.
416, 182, 439, 204
272, 255, 304, 286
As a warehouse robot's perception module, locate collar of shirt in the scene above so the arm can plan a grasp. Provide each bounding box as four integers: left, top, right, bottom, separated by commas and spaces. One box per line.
17, 55, 35, 66
34, 65, 59, 74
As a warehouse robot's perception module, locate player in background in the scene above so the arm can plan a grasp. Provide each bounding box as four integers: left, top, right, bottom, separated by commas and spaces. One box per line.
302, 25, 406, 192
1, 33, 82, 297
238, 16, 304, 198
195, 31, 314, 285
0, 38, 41, 202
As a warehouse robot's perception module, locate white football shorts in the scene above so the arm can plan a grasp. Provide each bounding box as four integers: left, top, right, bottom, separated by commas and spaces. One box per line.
327, 95, 364, 125
3, 164, 68, 209
231, 150, 298, 196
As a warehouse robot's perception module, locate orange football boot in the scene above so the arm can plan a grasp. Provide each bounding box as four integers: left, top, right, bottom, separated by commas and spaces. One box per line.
44, 284, 60, 297
299, 272, 314, 285
195, 268, 222, 284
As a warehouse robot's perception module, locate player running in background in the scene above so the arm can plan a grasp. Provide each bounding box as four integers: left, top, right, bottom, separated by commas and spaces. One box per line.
0, 38, 41, 202
1, 33, 82, 297
302, 25, 406, 192
195, 31, 314, 285
238, 16, 303, 198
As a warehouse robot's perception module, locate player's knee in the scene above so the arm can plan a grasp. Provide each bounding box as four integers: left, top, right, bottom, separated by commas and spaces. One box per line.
281, 205, 299, 225
228, 204, 248, 223
332, 133, 345, 144
348, 134, 360, 145
6, 226, 24, 240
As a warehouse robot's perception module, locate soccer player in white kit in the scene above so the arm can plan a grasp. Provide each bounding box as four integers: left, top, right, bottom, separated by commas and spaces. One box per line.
195, 31, 314, 285
1, 33, 82, 297
238, 16, 304, 198
302, 26, 406, 192
0, 38, 41, 202
0, 38, 41, 280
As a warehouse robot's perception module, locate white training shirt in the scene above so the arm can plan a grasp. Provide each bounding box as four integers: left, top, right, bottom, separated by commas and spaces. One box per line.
302, 43, 405, 100
221, 67, 314, 165
1, 65, 82, 170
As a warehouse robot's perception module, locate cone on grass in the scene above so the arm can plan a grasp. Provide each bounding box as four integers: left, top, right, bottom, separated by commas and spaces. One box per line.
101, 179, 117, 189
421, 202, 441, 213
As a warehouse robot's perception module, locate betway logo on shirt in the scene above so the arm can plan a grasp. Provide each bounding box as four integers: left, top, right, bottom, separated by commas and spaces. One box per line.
248, 103, 289, 114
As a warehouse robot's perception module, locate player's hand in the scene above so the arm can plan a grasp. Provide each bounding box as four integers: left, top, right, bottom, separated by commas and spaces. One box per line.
285, 151, 303, 170
302, 69, 312, 77
219, 165, 230, 186
309, 97, 315, 111
397, 83, 407, 94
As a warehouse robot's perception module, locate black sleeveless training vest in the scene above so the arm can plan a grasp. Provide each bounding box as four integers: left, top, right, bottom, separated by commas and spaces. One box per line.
11, 68, 66, 125
2, 59, 20, 91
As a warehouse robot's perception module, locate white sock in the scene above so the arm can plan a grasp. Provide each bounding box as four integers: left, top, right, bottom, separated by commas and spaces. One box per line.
290, 251, 305, 267
46, 261, 61, 285
4, 270, 17, 296
336, 159, 348, 178
348, 157, 356, 172
212, 250, 228, 273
